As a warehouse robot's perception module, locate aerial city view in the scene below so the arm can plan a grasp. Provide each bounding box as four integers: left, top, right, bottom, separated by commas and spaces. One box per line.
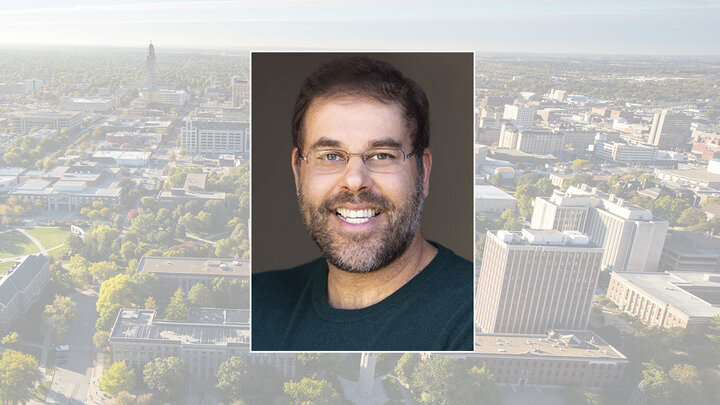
1, 2, 720, 405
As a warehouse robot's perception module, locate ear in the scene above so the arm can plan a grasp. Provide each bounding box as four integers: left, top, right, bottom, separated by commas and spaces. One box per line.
291, 148, 301, 193
421, 148, 432, 199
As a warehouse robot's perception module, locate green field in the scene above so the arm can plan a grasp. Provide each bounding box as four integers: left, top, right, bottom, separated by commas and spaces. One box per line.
0, 230, 40, 259
25, 227, 70, 250
0, 260, 17, 275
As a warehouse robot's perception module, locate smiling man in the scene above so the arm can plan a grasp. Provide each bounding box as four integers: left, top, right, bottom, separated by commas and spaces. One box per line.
251, 56, 473, 351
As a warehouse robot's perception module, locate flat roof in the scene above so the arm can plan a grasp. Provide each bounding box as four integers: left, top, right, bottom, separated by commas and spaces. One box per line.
656, 168, 720, 183
138, 256, 249, 277
157, 189, 225, 200
474, 185, 516, 200
109, 308, 249, 346
474, 330, 627, 361
615, 272, 720, 318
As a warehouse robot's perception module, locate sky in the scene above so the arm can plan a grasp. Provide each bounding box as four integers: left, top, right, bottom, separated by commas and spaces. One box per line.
0, 0, 719, 55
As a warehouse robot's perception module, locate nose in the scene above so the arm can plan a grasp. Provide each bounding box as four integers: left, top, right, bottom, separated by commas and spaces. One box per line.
340, 155, 373, 192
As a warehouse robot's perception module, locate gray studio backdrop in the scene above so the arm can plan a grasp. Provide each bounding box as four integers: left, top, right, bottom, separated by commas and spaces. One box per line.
251, 52, 473, 273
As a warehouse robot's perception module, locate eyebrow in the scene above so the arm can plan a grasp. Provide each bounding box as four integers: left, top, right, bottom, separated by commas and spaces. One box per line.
308, 137, 405, 151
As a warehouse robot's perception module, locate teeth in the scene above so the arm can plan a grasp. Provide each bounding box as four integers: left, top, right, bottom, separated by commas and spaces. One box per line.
336, 208, 379, 220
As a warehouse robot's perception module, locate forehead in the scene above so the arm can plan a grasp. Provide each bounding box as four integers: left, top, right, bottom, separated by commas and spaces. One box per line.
302, 96, 410, 151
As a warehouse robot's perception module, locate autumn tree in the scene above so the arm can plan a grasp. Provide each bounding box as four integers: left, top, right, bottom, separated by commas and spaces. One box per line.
43, 295, 78, 342
0, 350, 43, 405
100, 361, 135, 397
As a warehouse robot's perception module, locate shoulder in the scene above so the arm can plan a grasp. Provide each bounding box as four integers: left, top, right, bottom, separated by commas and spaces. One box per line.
252, 257, 324, 302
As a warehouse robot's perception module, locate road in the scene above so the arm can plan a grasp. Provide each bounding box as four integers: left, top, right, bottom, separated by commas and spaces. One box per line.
43, 291, 103, 405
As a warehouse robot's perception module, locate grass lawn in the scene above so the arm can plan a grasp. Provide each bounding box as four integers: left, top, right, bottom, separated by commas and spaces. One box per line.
25, 227, 70, 250
0, 260, 17, 275
47, 244, 69, 257
0, 230, 40, 259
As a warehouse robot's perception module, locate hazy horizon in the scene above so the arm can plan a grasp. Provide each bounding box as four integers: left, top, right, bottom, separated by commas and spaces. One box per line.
0, 0, 719, 56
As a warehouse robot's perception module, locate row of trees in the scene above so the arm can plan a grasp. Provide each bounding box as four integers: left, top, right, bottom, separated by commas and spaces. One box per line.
395, 354, 502, 405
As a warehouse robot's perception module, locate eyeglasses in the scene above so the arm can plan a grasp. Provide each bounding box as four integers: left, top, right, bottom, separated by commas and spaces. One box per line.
298, 148, 416, 174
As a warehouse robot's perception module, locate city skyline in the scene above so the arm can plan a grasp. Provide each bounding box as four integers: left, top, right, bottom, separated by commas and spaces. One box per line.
0, 0, 719, 55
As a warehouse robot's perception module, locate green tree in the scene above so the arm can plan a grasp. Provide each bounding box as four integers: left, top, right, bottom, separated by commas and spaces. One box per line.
641, 361, 675, 405
216, 356, 252, 400
89, 261, 119, 284
165, 288, 188, 320
410, 356, 466, 404
394, 353, 420, 385
143, 357, 188, 400
463, 365, 503, 405
572, 159, 591, 170
43, 295, 78, 342
100, 361, 135, 398
0, 350, 42, 405
677, 207, 708, 228
187, 283, 212, 307
93, 330, 110, 352
495, 208, 522, 231
283, 377, 340, 405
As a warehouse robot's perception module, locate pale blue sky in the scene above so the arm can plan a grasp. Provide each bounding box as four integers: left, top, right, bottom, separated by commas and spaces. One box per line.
0, 1, 719, 54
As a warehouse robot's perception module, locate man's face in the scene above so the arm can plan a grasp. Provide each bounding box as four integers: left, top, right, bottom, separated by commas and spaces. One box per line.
292, 96, 431, 273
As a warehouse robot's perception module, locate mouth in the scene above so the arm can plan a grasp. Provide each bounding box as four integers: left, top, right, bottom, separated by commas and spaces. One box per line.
335, 207, 381, 224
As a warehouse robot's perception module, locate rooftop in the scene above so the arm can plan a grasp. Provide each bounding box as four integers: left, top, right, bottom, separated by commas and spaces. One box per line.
615, 271, 720, 318
474, 330, 627, 361
474, 185, 516, 200
137, 257, 249, 277
109, 308, 249, 346
0, 255, 49, 306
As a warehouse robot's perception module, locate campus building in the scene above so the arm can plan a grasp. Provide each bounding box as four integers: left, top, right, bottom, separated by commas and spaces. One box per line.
607, 271, 720, 332
531, 186, 668, 272
109, 308, 295, 379
459, 330, 628, 389
659, 231, 720, 273
0, 255, 50, 331
476, 229, 603, 334
136, 256, 249, 292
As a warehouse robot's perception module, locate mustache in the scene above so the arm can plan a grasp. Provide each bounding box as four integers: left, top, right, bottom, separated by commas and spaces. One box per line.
320, 190, 394, 212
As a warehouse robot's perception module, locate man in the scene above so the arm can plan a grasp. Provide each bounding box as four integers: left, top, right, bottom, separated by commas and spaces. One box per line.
252, 56, 472, 351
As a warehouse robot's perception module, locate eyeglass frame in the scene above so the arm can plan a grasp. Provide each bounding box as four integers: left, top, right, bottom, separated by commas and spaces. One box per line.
297, 147, 417, 174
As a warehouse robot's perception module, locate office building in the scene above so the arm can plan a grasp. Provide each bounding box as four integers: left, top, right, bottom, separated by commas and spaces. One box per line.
180, 118, 249, 154
231, 77, 248, 108
10, 111, 83, 133
476, 229, 603, 334
503, 105, 536, 129
531, 187, 669, 272
146, 42, 157, 91
592, 142, 657, 163
607, 271, 720, 332
499, 125, 564, 154
659, 231, 720, 273
648, 110, 692, 149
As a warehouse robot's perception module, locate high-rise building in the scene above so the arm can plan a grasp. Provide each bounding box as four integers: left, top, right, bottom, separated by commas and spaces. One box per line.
502, 105, 536, 129
532, 186, 669, 272
231, 77, 248, 108
146, 42, 157, 91
180, 117, 249, 154
585, 198, 669, 272
476, 229, 604, 334
648, 110, 691, 149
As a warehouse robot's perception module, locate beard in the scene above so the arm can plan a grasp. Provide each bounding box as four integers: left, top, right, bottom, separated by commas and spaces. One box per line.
297, 178, 425, 273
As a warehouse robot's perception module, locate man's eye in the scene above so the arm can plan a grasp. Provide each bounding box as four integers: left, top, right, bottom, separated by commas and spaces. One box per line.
321, 153, 341, 161
369, 153, 392, 161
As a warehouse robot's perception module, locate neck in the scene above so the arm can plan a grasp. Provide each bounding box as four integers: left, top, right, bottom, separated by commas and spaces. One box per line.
326, 233, 438, 309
